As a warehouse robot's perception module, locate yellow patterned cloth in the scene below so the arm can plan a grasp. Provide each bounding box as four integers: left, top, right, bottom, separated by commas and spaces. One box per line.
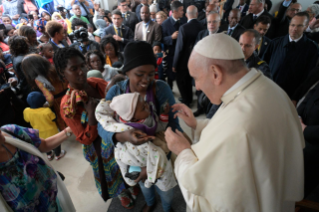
62, 86, 88, 118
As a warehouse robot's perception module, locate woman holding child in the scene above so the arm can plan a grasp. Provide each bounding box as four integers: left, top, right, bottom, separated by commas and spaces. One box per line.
99, 41, 181, 212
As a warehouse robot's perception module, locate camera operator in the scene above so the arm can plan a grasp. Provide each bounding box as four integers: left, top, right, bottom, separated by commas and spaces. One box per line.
70, 18, 100, 55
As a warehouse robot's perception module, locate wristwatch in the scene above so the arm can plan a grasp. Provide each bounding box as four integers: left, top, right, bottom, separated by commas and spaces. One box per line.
64, 129, 72, 137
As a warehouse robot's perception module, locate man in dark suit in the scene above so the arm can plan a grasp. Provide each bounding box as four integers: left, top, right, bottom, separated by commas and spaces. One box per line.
236, 0, 248, 18
162, 1, 187, 88
253, 15, 271, 57
221, 0, 234, 24
101, 10, 134, 52
196, 11, 221, 43
173, 5, 203, 106
135, 0, 148, 21
239, 29, 272, 79
239, 0, 273, 36
200, 4, 218, 29
262, 12, 318, 98
219, 9, 246, 41
134, 5, 162, 44
267, 0, 302, 39
118, 0, 139, 32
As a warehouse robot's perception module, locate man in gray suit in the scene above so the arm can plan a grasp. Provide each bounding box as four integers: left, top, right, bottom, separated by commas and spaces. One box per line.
134, 5, 162, 44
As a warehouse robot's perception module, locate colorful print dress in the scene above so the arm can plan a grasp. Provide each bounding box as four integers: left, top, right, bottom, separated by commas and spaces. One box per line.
0, 125, 62, 212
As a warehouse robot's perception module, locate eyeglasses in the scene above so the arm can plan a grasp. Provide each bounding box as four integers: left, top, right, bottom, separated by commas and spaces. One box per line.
208, 20, 220, 24
289, 8, 301, 12
289, 24, 305, 28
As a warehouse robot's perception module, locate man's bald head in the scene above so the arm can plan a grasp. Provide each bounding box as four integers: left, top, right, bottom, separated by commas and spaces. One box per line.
206, 4, 218, 17
72, 4, 81, 16
186, 5, 198, 19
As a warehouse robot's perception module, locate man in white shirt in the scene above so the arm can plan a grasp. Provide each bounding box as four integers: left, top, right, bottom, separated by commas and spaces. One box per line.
165, 34, 305, 212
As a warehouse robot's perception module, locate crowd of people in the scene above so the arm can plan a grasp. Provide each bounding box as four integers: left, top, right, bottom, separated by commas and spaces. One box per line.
0, 0, 319, 211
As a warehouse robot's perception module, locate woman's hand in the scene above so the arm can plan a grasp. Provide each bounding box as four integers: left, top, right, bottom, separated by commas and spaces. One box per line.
134, 167, 147, 183
115, 129, 155, 145
171, 103, 197, 129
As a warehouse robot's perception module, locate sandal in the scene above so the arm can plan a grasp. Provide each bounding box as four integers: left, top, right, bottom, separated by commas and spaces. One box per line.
118, 190, 135, 209
55, 150, 67, 161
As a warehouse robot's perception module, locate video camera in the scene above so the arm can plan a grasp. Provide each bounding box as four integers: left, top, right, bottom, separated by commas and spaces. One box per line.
70, 27, 89, 42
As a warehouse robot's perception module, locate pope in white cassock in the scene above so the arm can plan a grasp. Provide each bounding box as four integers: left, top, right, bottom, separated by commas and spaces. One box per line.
165, 34, 305, 212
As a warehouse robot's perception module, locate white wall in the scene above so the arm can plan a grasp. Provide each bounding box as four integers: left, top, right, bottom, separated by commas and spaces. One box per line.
269, 0, 314, 14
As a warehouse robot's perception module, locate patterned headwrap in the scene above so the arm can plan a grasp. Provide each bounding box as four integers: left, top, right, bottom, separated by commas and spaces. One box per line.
62, 85, 88, 118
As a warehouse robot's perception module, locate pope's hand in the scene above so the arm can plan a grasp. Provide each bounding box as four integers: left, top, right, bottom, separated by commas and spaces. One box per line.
172, 103, 197, 129
165, 127, 191, 155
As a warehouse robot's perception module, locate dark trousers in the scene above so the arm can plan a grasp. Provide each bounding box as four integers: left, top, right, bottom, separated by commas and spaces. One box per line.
304, 141, 319, 198
176, 69, 193, 105
47, 145, 61, 156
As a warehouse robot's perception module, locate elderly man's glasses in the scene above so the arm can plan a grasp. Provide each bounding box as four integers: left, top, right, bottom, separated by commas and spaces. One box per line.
289, 8, 301, 12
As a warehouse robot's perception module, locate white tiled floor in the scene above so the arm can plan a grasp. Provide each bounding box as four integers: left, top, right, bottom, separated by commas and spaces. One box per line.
50, 83, 205, 212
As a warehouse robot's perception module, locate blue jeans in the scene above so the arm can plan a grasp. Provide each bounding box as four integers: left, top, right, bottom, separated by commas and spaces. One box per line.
138, 181, 174, 212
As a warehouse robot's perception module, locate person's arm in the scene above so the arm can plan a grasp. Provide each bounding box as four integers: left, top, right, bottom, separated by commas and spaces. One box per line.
85, 0, 93, 9
66, 0, 74, 9
155, 80, 183, 131
261, 40, 273, 63
172, 26, 184, 71
35, 79, 54, 106
17, 0, 28, 18
276, 0, 292, 24
38, 127, 73, 152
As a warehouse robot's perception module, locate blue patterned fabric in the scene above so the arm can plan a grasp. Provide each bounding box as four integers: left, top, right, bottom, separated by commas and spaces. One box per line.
0, 125, 62, 212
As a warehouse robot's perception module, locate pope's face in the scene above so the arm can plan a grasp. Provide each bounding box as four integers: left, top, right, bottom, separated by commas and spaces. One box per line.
188, 52, 222, 105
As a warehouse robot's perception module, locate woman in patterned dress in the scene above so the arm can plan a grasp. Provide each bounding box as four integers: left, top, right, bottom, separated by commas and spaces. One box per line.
53, 47, 138, 209
0, 124, 74, 212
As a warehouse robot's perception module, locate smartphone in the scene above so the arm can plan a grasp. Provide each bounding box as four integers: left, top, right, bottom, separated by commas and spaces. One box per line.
57, 6, 64, 11
28, 14, 34, 20
0, 83, 11, 90
0, 24, 5, 30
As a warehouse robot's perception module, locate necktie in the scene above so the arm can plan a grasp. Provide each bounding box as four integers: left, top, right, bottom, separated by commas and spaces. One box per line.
228, 29, 233, 35
253, 15, 257, 21
117, 28, 121, 36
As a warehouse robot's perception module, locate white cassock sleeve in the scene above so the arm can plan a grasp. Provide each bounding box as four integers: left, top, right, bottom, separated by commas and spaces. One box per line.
174, 148, 198, 211
192, 119, 210, 144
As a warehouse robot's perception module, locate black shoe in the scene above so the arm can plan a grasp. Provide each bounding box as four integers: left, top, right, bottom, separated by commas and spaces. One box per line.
193, 109, 204, 117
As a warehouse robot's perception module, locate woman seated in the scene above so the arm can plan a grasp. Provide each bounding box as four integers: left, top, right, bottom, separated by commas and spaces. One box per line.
0, 124, 75, 212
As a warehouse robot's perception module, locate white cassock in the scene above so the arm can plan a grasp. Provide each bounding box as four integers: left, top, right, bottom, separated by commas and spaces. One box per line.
176, 69, 305, 212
